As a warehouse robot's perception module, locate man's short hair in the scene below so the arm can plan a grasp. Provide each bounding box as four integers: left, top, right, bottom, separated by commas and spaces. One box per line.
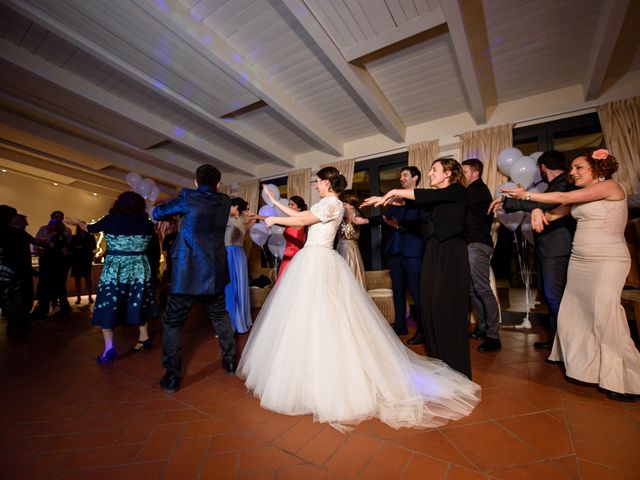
196, 164, 221, 189
50, 210, 64, 219
461, 158, 484, 177
401, 166, 421, 186
537, 150, 567, 171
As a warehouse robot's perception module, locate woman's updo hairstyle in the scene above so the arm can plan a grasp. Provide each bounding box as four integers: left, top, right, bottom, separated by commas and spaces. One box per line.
433, 158, 466, 186
316, 166, 347, 194
579, 149, 619, 180
288, 195, 307, 211
230, 197, 249, 214
338, 189, 360, 207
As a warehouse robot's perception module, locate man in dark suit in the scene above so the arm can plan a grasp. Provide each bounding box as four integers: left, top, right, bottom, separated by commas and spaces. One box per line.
499, 151, 575, 353
462, 159, 501, 352
153, 165, 235, 392
359, 166, 425, 344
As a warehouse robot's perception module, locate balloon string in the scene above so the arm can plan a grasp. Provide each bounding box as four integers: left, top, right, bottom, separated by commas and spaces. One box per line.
512, 227, 535, 325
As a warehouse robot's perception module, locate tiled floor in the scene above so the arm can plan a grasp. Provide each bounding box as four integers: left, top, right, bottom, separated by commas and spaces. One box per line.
1, 299, 639, 480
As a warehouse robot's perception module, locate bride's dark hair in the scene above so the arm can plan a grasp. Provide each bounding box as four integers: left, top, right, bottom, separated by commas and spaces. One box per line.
316, 166, 347, 194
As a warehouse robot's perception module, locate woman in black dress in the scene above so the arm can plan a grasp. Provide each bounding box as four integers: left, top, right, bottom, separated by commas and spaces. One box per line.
363, 158, 471, 378
69, 226, 97, 305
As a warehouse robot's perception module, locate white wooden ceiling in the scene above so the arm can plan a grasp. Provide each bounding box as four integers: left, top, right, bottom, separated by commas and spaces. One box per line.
0, 0, 637, 198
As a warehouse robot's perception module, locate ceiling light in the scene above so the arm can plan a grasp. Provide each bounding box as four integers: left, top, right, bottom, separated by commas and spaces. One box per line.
53, 182, 59, 186
92, 192, 98, 196
1, 169, 6, 172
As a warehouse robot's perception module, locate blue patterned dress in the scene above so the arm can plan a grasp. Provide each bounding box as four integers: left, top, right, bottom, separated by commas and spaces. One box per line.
88, 215, 156, 328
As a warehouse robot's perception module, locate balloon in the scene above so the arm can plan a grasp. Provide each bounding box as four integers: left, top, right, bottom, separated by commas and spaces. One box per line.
528, 181, 547, 193
125, 172, 141, 187
521, 220, 534, 245
276, 198, 289, 217
149, 185, 161, 202
530, 151, 543, 161
271, 225, 285, 236
258, 205, 276, 218
137, 178, 154, 198
531, 167, 543, 186
249, 222, 269, 246
260, 184, 281, 206
267, 233, 285, 258
497, 148, 523, 176
509, 156, 538, 188
497, 210, 525, 231
494, 181, 517, 199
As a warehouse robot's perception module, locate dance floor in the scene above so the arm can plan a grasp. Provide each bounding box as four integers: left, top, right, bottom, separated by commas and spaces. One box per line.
1, 300, 639, 480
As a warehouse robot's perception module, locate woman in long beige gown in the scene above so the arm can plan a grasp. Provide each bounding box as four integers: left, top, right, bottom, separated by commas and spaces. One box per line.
337, 190, 366, 289
503, 149, 640, 402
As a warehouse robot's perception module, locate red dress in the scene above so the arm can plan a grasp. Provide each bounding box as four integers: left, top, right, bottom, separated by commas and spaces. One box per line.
277, 226, 306, 279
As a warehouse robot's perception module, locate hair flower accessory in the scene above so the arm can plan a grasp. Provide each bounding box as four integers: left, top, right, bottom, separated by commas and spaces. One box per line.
592, 149, 609, 160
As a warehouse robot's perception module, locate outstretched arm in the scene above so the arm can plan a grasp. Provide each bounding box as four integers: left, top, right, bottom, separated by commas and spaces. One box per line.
503, 180, 624, 204
265, 211, 320, 228
263, 186, 306, 217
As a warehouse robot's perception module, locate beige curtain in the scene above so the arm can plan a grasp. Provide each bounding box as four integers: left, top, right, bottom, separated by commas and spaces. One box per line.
319, 159, 355, 189
598, 96, 640, 195
238, 179, 260, 213
408, 140, 439, 180
218, 183, 231, 196
286, 168, 311, 205
460, 124, 513, 197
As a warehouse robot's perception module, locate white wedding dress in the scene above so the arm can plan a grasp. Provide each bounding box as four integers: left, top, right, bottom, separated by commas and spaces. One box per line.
237, 196, 480, 431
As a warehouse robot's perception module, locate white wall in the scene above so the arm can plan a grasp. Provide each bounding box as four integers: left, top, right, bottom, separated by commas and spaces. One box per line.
0, 172, 114, 236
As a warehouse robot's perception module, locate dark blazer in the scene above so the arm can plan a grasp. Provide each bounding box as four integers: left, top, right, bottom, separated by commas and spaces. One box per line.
369, 204, 425, 257
414, 183, 467, 241
153, 186, 231, 295
465, 179, 494, 247
503, 173, 575, 258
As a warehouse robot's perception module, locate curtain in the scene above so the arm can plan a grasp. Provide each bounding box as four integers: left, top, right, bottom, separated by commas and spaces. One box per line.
460, 124, 513, 197
319, 159, 355, 189
238, 179, 260, 213
408, 140, 439, 180
598, 96, 640, 195
218, 183, 231, 196
286, 168, 311, 205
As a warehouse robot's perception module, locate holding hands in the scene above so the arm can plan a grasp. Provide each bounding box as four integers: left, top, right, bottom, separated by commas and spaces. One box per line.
501, 183, 527, 200
361, 189, 405, 208
530, 208, 549, 233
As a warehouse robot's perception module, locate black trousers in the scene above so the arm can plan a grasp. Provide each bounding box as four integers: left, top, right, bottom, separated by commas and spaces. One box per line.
390, 254, 423, 333
162, 292, 235, 376
538, 255, 570, 337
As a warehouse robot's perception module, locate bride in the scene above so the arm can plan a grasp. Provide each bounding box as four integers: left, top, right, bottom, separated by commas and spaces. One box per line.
237, 167, 480, 431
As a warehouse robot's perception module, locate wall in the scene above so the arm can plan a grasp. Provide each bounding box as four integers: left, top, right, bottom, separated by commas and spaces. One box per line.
0, 171, 114, 236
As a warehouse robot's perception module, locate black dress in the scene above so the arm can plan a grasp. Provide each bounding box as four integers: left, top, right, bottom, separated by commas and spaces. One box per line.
69, 234, 96, 278
413, 184, 471, 378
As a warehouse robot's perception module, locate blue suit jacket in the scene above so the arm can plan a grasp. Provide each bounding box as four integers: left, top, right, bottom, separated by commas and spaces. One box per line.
153, 186, 231, 295
370, 204, 425, 258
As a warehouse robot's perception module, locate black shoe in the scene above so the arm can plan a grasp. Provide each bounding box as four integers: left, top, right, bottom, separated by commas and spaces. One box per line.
160, 372, 180, 392
96, 347, 116, 365
130, 338, 152, 353
469, 328, 487, 339
534, 340, 553, 350
391, 324, 409, 336
606, 391, 638, 403
544, 356, 562, 365
407, 333, 425, 345
477, 338, 502, 352
222, 360, 236, 375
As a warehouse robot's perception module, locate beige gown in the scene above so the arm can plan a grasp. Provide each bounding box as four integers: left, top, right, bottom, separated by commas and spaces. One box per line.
337, 220, 366, 290
549, 195, 640, 394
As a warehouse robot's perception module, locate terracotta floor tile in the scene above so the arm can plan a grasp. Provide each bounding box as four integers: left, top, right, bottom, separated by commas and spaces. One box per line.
134, 423, 184, 462
471, 387, 542, 419
159, 407, 212, 425
323, 433, 382, 478
199, 452, 239, 480
391, 430, 474, 468
0, 436, 51, 475
295, 425, 349, 465
498, 412, 574, 457
505, 382, 564, 410
443, 422, 543, 472
182, 418, 236, 437
115, 412, 165, 444
574, 439, 640, 473
445, 465, 493, 479
12, 451, 71, 479
490, 460, 577, 479
68, 461, 166, 480
400, 453, 448, 480
253, 414, 305, 443
238, 446, 305, 472
41, 429, 122, 452
550, 455, 581, 479
275, 463, 343, 479
58, 444, 141, 471
357, 443, 413, 479
207, 432, 266, 453
578, 459, 640, 480
273, 415, 326, 453
163, 436, 210, 480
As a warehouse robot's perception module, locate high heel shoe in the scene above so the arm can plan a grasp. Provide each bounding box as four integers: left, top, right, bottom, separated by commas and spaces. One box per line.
96, 347, 116, 365
129, 338, 152, 353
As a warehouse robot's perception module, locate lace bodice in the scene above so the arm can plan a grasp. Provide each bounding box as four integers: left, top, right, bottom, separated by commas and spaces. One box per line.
571, 197, 627, 238
306, 196, 344, 248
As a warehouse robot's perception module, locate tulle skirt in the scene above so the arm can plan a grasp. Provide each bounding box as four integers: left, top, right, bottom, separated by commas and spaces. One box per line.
237, 245, 480, 431
225, 246, 252, 333
337, 239, 366, 289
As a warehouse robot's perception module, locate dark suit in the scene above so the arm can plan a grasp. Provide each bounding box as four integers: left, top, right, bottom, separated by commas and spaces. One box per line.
503, 173, 575, 337
370, 205, 424, 330
153, 185, 234, 376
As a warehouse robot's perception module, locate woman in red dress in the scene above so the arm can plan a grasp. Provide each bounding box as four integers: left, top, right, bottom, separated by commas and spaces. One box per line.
278, 196, 307, 279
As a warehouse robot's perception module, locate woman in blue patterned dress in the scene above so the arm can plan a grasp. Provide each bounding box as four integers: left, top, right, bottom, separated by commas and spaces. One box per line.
70, 192, 156, 364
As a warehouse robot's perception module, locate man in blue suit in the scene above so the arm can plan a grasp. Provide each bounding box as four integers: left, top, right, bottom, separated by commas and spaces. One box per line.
153, 164, 234, 392
361, 166, 425, 344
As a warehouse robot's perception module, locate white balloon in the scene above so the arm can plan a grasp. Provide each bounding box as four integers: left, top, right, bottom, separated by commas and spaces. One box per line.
267, 233, 286, 258
509, 156, 538, 188
276, 198, 289, 217
258, 205, 276, 218
249, 222, 269, 246
271, 225, 285, 236
125, 172, 141, 188
494, 181, 517, 200
497, 210, 525, 231
530, 151, 543, 161
260, 184, 281, 206
497, 148, 523, 176
528, 182, 547, 193
149, 185, 161, 202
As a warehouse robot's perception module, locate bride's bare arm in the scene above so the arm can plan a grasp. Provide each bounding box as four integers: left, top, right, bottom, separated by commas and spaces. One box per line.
265, 211, 320, 228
